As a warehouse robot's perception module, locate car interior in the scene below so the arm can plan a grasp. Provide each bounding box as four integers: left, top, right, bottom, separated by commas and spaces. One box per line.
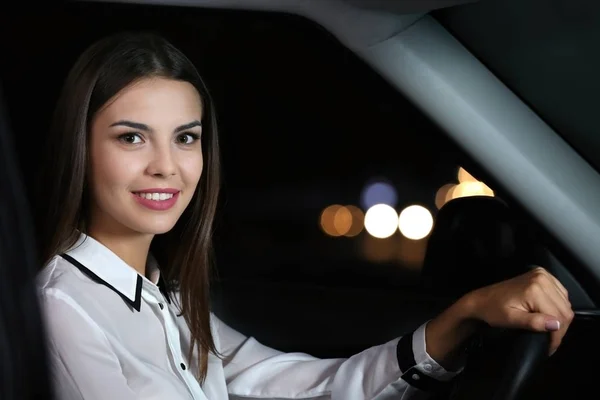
1, 0, 600, 399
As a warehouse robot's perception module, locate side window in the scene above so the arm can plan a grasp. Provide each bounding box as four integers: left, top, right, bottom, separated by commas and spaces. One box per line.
202, 11, 496, 355
0, 3, 493, 358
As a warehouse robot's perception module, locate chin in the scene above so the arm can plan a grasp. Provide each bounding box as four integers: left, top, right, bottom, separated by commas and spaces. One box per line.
141, 223, 178, 235
145, 227, 175, 235
130, 217, 179, 235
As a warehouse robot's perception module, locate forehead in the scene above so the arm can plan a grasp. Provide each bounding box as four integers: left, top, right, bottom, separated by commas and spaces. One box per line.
95, 77, 203, 125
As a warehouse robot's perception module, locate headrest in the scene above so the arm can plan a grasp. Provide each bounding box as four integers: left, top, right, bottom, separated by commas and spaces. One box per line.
421, 196, 542, 300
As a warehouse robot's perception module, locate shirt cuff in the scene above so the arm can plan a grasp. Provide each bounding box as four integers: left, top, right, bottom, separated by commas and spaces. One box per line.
396, 320, 464, 392
413, 320, 465, 379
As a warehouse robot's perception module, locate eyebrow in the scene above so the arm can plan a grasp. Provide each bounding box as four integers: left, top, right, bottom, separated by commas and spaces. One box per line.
109, 120, 202, 133
174, 120, 202, 133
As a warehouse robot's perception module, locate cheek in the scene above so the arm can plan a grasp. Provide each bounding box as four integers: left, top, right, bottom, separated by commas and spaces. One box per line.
180, 151, 204, 186
90, 144, 146, 194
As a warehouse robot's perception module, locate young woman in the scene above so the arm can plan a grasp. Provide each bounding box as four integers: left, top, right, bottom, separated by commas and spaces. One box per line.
36, 32, 573, 400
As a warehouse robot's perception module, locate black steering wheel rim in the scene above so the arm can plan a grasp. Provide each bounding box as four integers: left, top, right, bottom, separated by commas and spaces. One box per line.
490, 330, 550, 400
446, 329, 550, 400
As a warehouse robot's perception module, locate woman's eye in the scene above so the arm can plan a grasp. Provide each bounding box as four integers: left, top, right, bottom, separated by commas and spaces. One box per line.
118, 133, 143, 144
176, 133, 200, 145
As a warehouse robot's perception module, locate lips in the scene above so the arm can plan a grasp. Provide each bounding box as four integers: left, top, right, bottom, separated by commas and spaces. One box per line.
133, 188, 180, 194
132, 190, 180, 211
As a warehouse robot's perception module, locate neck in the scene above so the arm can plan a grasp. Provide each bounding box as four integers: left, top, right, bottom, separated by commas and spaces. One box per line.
87, 226, 153, 276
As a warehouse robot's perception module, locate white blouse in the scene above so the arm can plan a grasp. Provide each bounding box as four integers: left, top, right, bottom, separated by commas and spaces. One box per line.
37, 234, 459, 400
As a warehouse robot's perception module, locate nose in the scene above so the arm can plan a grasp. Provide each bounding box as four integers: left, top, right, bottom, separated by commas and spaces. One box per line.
146, 144, 177, 178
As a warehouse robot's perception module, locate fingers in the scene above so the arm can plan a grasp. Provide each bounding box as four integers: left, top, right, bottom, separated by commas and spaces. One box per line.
505, 308, 564, 356
532, 266, 569, 301
527, 267, 574, 355
477, 266, 574, 356
530, 268, 573, 322
551, 275, 569, 300
505, 308, 558, 332
544, 285, 573, 326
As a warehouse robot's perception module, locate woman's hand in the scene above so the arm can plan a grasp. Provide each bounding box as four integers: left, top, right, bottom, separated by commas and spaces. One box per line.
425, 267, 574, 369
465, 266, 574, 355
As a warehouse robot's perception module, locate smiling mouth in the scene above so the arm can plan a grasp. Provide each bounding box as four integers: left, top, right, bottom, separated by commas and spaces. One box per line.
133, 192, 176, 201
132, 191, 180, 211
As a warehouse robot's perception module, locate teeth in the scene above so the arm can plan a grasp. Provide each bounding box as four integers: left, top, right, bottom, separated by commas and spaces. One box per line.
136, 192, 175, 201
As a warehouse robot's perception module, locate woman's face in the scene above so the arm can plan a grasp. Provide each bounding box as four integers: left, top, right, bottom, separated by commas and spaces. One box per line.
87, 77, 204, 237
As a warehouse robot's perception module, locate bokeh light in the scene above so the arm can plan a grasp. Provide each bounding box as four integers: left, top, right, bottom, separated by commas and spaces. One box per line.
332, 206, 352, 236
458, 167, 477, 183
435, 167, 495, 210
320, 204, 365, 237
344, 205, 364, 237
320, 205, 343, 236
364, 204, 398, 239
398, 205, 434, 240
435, 183, 455, 209
452, 181, 494, 199
361, 181, 397, 209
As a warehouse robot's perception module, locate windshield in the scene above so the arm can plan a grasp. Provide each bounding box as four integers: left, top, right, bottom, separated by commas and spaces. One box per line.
434, 1, 600, 174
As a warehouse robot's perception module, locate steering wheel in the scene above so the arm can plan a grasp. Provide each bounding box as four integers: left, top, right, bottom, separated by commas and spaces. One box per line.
444, 326, 550, 400
421, 196, 552, 400
488, 330, 550, 400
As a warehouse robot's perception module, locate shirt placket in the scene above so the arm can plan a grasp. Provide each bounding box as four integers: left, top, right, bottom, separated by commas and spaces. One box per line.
142, 285, 208, 400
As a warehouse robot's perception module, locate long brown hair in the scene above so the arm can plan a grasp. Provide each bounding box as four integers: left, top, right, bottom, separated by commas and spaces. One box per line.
35, 31, 221, 382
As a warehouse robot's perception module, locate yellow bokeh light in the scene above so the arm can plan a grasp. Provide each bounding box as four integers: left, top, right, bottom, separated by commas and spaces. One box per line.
445, 184, 458, 203
333, 206, 352, 236
436, 167, 495, 209
398, 205, 434, 240
364, 204, 398, 239
344, 205, 364, 237
481, 182, 494, 196
451, 181, 494, 200
458, 167, 477, 183
435, 183, 455, 209
320, 205, 342, 236
320, 204, 365, 237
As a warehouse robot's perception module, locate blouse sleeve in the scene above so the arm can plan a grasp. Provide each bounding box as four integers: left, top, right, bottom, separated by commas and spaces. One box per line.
213, 315, 463, 400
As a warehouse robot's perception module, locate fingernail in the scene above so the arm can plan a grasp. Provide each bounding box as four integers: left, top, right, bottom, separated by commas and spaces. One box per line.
545, 320, 560, 331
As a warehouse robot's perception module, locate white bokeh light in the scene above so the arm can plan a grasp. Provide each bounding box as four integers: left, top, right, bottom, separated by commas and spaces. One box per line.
398, 205, 434, 240
364, 204, 399, 239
